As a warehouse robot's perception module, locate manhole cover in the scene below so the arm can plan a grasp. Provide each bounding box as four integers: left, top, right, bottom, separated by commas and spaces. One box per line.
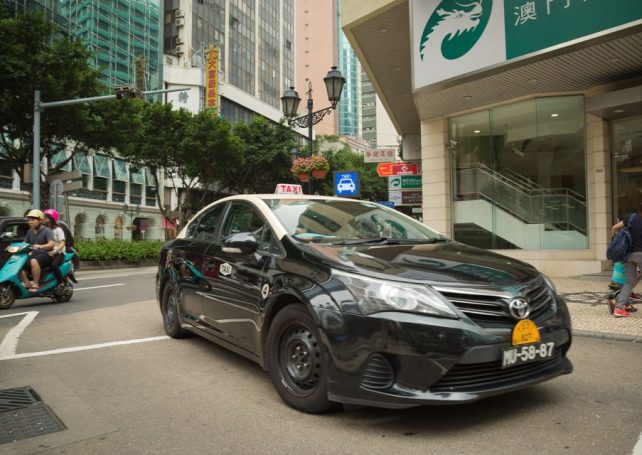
0, 387, 66, 444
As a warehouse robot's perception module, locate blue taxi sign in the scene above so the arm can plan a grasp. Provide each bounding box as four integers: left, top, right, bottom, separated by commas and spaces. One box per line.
334, 171, 359, 197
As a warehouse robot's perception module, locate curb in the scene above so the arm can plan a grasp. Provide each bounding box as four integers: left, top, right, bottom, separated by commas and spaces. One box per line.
573, 329, 642, 343
79, 259, 157, 271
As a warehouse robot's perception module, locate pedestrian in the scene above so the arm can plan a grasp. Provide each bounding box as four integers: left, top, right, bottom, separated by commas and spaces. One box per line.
609, 203, 642, 317
43, 208, 67, 284
19, 209, 55, 292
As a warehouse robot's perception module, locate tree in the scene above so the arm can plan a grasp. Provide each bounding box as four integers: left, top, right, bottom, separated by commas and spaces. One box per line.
0, 11, 107, 206
110, 101, 240, 227
221, 115, 297, 194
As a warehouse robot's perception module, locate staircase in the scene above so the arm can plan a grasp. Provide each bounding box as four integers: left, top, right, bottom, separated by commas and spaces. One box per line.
455, 164, 588, 249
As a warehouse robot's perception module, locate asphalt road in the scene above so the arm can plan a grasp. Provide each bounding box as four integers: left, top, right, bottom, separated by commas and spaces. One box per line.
0, 267, 641, 455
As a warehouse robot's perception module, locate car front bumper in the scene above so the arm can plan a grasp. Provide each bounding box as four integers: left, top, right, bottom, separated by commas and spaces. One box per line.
313, 300, 573, 409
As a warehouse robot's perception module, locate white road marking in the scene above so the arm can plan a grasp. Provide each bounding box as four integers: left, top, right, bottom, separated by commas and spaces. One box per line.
0, 336, 170, 361
0, 311, 39, 358
633, 431, 642, 455
78, 268, 156, 281
74, 283, 125, 291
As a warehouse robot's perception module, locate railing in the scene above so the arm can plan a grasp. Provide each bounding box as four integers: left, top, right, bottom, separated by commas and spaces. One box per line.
456, 164, 587, 234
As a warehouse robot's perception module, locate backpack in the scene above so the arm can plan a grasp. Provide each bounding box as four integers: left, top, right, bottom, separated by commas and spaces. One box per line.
607, 214, 636, 262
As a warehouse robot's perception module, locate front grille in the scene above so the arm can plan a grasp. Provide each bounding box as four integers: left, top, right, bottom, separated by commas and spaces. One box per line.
435, 278, 553, 326
430, 351, 564, 393
360, 354, 394, 390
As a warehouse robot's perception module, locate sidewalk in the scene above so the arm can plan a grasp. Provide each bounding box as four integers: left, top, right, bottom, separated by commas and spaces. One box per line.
554, 274, 642, 342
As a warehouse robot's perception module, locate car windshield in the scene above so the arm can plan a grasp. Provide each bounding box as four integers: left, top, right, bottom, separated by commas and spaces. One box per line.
264, 198, 444, 243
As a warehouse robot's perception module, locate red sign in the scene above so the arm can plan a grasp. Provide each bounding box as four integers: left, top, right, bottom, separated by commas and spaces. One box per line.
275, 183, 303, 195
205, 45, 219, 111
376, 162, 418, 177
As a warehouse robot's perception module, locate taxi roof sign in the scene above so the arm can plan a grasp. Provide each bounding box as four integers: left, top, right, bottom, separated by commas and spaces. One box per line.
275, 183, 303, 195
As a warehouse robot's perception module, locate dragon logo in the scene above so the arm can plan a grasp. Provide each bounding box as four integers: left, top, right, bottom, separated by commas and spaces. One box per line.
419, 0, 492, 61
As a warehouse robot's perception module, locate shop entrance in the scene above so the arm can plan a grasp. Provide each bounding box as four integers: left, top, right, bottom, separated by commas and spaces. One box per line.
611, 115, 642, 222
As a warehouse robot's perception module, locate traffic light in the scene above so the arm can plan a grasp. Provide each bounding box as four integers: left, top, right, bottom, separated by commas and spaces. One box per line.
115, 85, 139, 99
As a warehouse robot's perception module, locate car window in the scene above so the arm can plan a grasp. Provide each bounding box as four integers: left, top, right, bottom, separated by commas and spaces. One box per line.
266, 198, 442, 242
258, 227, 283, 255
184, 215, 201, 239
1, 222, 28, 241
194, 204, 225, 242
220, 203, 265, 241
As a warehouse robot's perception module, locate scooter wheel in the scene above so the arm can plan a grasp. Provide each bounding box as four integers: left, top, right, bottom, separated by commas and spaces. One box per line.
0, 284, 16, 310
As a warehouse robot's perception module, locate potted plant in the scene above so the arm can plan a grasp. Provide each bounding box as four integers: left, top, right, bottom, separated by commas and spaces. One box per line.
291, 157, 312, 182
309, 155, 330, 179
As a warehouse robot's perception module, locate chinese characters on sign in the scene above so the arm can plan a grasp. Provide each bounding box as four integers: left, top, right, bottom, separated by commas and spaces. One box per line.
364, 149, 398, 163
205, 45, 219, 111
514, 0, 588, 26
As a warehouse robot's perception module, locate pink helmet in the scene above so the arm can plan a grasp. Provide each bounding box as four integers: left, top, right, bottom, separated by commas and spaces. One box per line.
43, 208, 60, 223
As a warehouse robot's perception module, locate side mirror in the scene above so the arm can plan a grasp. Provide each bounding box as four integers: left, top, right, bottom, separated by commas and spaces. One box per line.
222, 233, 259, 254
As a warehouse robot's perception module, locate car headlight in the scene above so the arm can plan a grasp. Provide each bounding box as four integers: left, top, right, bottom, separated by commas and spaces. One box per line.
332, 269, 458, 318
542, 273, 556, 293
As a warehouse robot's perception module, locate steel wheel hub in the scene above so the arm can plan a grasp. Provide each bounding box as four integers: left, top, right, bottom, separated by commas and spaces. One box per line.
281, 326, 322, 391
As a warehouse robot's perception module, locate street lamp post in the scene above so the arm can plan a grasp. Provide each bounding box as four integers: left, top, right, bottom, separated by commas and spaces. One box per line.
281, 66, 345, 155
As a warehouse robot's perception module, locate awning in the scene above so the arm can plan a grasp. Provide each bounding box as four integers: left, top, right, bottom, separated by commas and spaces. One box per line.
113, 159, 128, 181
94, 154, 110, 178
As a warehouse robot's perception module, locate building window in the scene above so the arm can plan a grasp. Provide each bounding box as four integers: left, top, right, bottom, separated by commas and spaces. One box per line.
130, 165, 144, 205
112, 159, 128, 203
450, 96, 587, 250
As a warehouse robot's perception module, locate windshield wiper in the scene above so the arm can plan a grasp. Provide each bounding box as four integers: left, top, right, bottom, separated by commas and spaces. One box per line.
331, 237, 395, 245
330, 237, 448, 246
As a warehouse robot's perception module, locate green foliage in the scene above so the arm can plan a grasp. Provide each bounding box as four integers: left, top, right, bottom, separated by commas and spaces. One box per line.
106, 101, 241, 227
0, 12, 105, 180
76, 240, 163, 262
221, 115, 297, 193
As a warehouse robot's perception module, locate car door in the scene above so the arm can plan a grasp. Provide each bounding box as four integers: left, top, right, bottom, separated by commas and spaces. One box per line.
0, 220, 28, 268
201, 201, 282, 353
167, 204, 225, 327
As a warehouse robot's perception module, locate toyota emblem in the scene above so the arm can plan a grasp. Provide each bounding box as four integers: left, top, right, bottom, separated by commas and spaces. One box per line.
509, 298, 530, 319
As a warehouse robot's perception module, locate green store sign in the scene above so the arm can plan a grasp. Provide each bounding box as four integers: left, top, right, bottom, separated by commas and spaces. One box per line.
388, 175, 422, 190
506, 0, 642, 59
412, 0, 642, 89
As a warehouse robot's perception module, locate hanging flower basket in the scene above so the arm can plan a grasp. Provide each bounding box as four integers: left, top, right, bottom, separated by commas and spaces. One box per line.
291, 155, 330, 181
311, 169, 327, 179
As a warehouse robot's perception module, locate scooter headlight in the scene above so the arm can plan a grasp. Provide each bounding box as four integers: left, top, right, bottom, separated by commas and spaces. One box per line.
6, 246, 20, 254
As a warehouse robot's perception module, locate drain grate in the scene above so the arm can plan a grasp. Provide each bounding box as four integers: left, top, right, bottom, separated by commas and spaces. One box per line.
0, 387, 41, 412
0, 387, 66, 444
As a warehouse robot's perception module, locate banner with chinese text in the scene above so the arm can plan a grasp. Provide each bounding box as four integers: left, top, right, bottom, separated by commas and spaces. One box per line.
205, 45, 219, 111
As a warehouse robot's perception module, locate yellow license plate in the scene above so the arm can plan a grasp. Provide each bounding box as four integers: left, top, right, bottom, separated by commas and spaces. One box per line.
511, 319, 541, 346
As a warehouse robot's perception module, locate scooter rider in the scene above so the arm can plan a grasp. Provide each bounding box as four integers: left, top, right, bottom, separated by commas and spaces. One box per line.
19, 209, 55, 292
43, 208, 67, 284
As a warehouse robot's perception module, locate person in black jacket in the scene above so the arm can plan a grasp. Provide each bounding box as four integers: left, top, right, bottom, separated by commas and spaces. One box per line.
610, 203, 642, 318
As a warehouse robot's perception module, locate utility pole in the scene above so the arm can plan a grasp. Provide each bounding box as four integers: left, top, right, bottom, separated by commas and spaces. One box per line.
31, 86, 189, 209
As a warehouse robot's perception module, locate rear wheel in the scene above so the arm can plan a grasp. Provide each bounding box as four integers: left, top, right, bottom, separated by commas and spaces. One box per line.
162, 284, 188, 338
0, 284, 16, 310
267, 304, 333, 413
53, 282, 73, 303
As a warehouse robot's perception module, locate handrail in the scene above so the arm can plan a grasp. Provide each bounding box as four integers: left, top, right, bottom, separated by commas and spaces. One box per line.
456, 164, 587, 234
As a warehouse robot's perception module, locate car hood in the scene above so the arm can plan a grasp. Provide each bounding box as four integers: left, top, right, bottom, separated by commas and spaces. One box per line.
301, 240, 539, 286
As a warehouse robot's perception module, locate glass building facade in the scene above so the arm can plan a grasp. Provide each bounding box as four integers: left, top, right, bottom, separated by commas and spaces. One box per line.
337, 0, 359, 137
4, 0, 160, 90
450, 96, 588, 250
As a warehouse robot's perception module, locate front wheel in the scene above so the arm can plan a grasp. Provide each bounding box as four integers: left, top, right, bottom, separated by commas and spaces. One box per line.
0, 284, 16, 310
266, 304, 333, 414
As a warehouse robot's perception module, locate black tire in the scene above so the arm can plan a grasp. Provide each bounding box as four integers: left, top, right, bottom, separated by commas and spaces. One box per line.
266, 304, 333, 414
0, 284, 15, 310
162, 284, 189, 338
53, 283, 73, 303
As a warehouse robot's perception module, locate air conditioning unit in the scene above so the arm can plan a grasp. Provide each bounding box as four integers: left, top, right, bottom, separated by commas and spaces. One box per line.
175, 17, 185, 27
175, 46, 184, 55
174, 9, 184, 19
175, 37, 184, 45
